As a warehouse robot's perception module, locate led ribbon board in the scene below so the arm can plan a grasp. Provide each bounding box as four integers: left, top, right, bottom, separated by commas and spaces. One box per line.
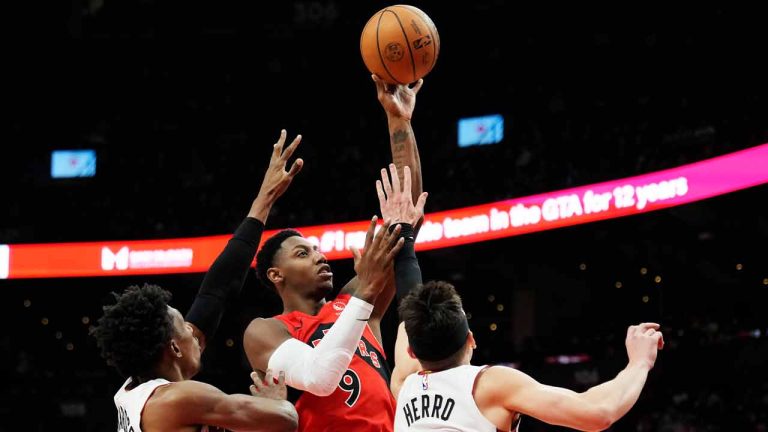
3, 143, 767, 279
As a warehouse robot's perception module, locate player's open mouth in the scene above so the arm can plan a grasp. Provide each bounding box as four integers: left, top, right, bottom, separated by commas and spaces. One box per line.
317, 264, 333, 277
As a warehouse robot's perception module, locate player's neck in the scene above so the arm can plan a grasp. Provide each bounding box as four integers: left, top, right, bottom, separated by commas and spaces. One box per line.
419, 357, 470, 373
154, 361, 185, 383
281, 291, 326, 316
129, 363, 183, 389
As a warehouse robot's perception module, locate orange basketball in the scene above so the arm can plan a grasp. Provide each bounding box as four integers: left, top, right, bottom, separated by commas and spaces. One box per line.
360, 5, 440, 85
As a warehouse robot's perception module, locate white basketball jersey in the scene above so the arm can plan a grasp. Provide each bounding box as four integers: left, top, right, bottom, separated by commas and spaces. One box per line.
114, 378, 225, 432
395, 365, 519, 432
114, 378, 170, 432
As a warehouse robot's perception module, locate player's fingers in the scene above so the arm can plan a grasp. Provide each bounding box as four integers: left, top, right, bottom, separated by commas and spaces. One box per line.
415, 192, 428, 214
281, 134, 302, 160
264, 369, 275, 385
389, 164, 401, 196
363, 216, 377, 251
403, 166, 412, 196
251, 374, 265, 391
372, 74, 386, 94
287, 158, 304, 178
349, 247, 362, 265
273, 129, 287, 158
627, 325, 636, 338
373, 219, 392, 249
411, 78, 424, 94
376, 180, 387, 209
384, 224, 402, 249
386, 237, 406, 261
638, 322, 661, 331
381, 168, 393, 198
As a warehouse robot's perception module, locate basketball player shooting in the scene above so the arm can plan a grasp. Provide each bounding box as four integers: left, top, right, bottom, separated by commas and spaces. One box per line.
241, 78, 428, 432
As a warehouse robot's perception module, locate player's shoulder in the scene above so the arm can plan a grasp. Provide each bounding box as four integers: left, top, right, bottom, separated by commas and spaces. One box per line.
142, 381, 205, 422
246, 316, 290, 336
475, 365, 522, 389
475, 365, 530, 394
484, 365, 529, 379
149, 380, 217, 405
244, 317, 292, 348
143, 380, 223, 428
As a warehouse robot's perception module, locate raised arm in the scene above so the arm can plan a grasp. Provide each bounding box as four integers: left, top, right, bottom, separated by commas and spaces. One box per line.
387, 250, 424, 397
373, 74, 424, 209
476, 323, 664, 431
244, 218, 404, 397
337, 77, 427, 332
368, 165, 427, 327
185, 130, 303, 349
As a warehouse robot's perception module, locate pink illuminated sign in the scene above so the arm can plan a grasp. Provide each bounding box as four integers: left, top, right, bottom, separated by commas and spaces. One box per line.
2, 144, 767, 279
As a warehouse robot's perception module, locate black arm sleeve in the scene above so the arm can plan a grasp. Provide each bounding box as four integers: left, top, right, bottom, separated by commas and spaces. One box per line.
185, 217, 264, 342
393, 223, 422, 302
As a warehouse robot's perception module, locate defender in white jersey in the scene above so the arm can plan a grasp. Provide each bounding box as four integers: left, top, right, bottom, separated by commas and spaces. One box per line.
113, 377, 170, 432
99, 285, 296, 432
395, 365, 517, 432
93, 131, 305, 431
392, 281, 664, 432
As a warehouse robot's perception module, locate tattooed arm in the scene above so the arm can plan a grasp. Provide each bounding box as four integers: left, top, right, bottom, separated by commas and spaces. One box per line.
372, 74, 425, 207
360, 75, 428, 346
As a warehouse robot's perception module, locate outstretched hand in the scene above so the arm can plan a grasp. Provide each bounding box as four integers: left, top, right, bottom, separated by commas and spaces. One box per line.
377, 164, 428, 227
349, 216, 405, 303
372, 74, 424, 121
625, 323, 665, 370
249, 130, 304, 222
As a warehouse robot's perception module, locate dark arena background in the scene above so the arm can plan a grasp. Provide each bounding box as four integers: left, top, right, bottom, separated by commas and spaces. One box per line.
3, 2, 768, 431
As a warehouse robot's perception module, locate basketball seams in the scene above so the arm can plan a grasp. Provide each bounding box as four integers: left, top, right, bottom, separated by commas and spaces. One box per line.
363, 5, 438, 85
395, 4, 439, 71
388, 8, 418, 83
376, 10, 407, 85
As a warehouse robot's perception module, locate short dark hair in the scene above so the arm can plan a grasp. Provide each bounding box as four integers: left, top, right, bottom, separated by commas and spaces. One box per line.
398, 280, 469, 364
256, 229, 303, 290
91, 284, 174, 379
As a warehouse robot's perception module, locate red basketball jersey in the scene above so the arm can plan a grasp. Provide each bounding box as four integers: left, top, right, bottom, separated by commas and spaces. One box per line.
273, 294, 396, 432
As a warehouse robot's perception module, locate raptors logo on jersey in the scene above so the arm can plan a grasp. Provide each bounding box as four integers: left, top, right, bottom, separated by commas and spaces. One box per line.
273, 294, 396, 432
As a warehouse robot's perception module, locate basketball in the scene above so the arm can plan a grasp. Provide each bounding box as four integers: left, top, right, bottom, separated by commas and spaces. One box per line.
360, 5, 440, 85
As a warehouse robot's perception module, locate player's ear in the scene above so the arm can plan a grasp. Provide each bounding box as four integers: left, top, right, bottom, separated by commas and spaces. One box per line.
170, 340, 183, 358
467, 331, 477, 350
406, 346, 417, 359
267, 267, 284, 285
